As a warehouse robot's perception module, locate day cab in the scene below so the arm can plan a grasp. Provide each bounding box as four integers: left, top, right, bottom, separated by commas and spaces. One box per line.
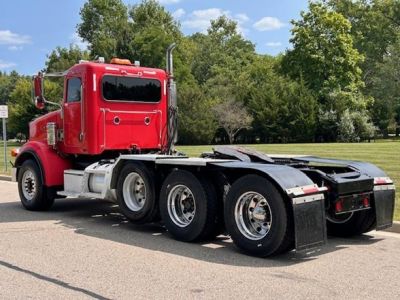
14, 58, 169, 190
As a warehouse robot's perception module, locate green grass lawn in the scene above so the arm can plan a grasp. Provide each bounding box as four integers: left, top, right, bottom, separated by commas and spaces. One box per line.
0, 141, 19, 175
177, 141, 400, 221
1, 140, 398, 220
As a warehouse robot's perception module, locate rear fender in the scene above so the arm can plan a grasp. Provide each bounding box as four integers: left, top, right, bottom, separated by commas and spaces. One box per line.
212, 161, 327, 251
15, 141, 71, 187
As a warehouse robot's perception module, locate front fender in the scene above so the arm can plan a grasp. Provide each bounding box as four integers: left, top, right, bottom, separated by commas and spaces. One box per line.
15, 141, 71, 187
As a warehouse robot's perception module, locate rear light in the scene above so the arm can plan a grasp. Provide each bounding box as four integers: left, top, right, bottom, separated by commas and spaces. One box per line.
302, 186, 319, 194
374, 177, 393, 185
10, 148, 20, 157
335, 200, 343, 213
286, 184, 327, 197
363, 197, 370, 208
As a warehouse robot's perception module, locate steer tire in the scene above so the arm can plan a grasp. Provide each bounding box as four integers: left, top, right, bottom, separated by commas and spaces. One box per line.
224, 175, 294, 257
159, 170, 218, 242
18, 159, 54, 211
327, 209, 376, 237
117, 162, 158, 224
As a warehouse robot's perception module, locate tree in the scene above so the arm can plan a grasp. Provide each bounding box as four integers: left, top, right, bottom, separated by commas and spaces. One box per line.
327, 0, 400, 83
45, 45, 90, 73
78, 0, 130, 60
240, 56, 317, 143
337, 109, 375, 142
8, 78, 60, 137
282, 2, 365, 112
368, 37, 400, 136
0, 71, 20, 105
190, 16, 256, 85
213, 99, 253, 144
327, 0, 400, 135
178, 84, 218, 145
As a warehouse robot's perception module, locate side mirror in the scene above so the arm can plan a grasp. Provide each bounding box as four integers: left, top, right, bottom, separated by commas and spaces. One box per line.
33, 73, 45, 110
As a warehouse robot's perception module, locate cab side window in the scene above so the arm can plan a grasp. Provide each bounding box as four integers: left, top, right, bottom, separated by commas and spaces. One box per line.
67, 78, 82, 102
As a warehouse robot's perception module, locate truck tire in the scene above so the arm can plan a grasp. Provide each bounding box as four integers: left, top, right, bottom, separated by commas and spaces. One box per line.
18, 159, 54, 211
224, 174, 294, 257
159, 170, 218, 242
326, 209, 376, 237
117, 162, 158, 224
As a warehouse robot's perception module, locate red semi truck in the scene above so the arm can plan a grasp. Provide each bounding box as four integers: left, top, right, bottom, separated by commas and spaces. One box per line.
12, 44, 395, 257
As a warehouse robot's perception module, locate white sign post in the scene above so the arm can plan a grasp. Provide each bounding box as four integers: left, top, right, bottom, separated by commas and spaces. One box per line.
0, 105, 8, 172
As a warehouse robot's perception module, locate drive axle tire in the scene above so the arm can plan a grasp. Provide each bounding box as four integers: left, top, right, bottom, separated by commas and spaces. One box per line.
224, 175, 294, 257
117, 162, 158, 224
326, 209, 376, 237
159, 170, 218, 242
18, 159, 54, 211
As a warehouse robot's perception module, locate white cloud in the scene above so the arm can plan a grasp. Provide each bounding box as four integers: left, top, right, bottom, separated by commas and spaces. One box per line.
182, 9, 250, 35
70, 32, 89, 50
0, 59, 16, 70
8, 45, 23, 51
266, 42, 282, 47
157, 0, 181, 5
254, 17, 286, 31
172, 8, 185, 19
0, 30, 31, 45
235, 13, 249, 23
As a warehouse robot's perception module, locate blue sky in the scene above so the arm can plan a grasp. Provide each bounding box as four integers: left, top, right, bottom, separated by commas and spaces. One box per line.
0, 0, 308, 75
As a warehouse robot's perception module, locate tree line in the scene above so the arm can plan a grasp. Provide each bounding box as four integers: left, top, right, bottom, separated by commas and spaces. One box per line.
1, 0, 399, 144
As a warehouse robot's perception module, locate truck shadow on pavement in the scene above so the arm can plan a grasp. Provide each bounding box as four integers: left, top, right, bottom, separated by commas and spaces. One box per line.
0, 198, 384, 268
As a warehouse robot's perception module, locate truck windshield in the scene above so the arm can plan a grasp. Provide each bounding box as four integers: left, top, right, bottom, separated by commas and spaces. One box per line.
102, 75, 161, 103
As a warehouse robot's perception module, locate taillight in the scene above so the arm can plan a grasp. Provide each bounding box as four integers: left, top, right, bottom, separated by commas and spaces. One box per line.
374, 177, 393, 185
335, 200, 343, 213
363, 197, 370, 208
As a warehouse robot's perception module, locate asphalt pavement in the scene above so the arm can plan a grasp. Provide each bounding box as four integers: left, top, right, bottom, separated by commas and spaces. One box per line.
0, 180, 399, 300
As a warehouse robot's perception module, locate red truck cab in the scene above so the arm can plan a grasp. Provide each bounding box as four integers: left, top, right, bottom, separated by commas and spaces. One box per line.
30, 60, 168, 155
15, 59, 169, 188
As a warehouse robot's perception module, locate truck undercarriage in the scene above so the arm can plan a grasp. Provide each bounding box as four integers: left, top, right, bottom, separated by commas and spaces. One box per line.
43, 146, 393, 256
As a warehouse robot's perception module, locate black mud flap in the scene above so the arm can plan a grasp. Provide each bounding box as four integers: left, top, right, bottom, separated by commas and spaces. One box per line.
374, 189, 396, 230
292, 195, 327, 252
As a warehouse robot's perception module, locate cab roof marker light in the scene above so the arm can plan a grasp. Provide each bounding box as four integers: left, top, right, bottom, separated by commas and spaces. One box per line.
110, 58, 132, 65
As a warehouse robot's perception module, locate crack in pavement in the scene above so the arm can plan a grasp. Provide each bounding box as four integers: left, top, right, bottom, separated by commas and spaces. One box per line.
0, 260, 111, 300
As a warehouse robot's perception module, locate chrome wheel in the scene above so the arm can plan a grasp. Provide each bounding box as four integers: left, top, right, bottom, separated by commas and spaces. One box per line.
234, 191, 272, 240
122, 172, 146, 211
21, 169, 37, 201
167, 185, 196, 228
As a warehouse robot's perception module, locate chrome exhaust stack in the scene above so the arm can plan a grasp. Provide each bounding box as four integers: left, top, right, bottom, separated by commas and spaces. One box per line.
166, 43, 178, 154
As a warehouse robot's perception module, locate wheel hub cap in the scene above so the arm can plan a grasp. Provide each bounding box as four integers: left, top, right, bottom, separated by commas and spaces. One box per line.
234, 192, 272, 240
122, 172, 146, 211
167, 185, 196, 228
22, 170, 37, 201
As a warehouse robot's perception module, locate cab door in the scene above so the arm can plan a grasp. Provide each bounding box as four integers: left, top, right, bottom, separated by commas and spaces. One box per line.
63, 76, 83, 151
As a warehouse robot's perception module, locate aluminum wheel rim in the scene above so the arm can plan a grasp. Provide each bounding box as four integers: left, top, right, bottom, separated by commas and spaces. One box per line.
234, 191, 272, 240
22, 169, 37, 201
167, 185, 196, 228
122, 172, 146, 212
